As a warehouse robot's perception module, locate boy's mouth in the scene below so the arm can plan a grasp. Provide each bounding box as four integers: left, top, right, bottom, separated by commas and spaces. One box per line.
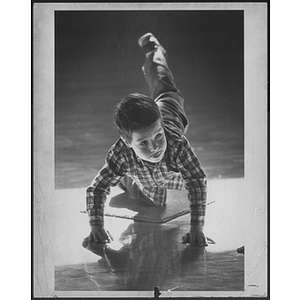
151, 150, 162, 159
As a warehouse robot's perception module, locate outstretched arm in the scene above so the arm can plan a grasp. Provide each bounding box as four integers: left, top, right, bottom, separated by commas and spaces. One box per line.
86, 144, 128, 243
177, 136, 208, 246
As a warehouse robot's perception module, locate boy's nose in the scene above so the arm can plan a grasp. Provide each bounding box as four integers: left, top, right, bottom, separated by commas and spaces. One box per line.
150, 140, 159, 152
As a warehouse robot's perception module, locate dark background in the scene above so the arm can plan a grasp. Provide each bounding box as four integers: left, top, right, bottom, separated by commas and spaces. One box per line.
55, 10, 244, 189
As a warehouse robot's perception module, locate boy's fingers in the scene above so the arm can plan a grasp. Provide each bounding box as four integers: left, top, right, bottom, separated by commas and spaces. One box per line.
100, 232, 109, 242
96, 230, 111, 243
204, 236, 208, 246
182, 233, 190, 244
190, 234, 207, 247
107, 231, 114, 241
190, 234, 196, 246
88, 232, 94, 242
182, 232, 207, 246
93, 232, 100, 242
199, 235, 207, 247
88, 230, 110, 243
93, 231, 103, 243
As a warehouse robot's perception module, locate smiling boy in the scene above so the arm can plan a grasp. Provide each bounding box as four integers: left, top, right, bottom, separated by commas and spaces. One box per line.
86, 33, 207, 246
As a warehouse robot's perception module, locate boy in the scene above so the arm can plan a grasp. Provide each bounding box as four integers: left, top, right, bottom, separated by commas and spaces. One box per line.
86, 33, 207, 246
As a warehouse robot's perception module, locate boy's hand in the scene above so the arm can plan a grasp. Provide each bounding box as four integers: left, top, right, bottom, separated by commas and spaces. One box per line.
89, 225, 111, 243
182, 224, 207, 247
190, 224, 207, 246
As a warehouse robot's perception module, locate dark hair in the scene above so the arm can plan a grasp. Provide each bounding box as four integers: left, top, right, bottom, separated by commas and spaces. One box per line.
114, 93, 162, 142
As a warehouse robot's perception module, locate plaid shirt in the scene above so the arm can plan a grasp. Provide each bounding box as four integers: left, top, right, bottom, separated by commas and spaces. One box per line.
86, 119, 207, 227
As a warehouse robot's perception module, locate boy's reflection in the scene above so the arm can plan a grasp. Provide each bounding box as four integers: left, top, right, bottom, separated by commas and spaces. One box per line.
83, 221, 207, 291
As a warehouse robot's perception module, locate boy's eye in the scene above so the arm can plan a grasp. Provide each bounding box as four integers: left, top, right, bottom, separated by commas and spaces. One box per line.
139, 141, 147, 146
156, 133, 162, 139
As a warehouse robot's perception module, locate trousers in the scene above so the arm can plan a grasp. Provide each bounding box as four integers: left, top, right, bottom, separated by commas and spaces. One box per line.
143, 46, 189, 134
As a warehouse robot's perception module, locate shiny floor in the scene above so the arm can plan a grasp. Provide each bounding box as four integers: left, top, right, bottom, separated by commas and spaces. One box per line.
53, 179, 248, 293
55, 221, 244, 292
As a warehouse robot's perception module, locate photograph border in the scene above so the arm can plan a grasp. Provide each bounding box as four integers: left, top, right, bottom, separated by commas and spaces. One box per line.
33, 2, 269, 298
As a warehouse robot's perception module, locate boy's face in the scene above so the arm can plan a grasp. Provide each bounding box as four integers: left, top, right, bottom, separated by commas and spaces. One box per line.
126, 119, 167, 163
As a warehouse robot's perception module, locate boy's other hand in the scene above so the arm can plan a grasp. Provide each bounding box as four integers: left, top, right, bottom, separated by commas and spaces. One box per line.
89, 225, 111, 243
182, 225, 208, 247
190, 224, 207, 246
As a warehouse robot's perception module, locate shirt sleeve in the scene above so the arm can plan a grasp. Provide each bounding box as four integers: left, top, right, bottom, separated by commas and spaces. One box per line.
86, 147, 128, 227
176, 136, 207, 226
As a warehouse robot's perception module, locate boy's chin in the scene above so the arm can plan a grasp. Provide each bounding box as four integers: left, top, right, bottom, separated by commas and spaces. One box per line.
149, 157, 163, 163
143, 158, 162, 164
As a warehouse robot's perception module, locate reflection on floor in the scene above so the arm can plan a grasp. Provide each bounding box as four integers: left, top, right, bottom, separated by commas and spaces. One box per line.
56, 244, 243, 291
52, 179, 255, 292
